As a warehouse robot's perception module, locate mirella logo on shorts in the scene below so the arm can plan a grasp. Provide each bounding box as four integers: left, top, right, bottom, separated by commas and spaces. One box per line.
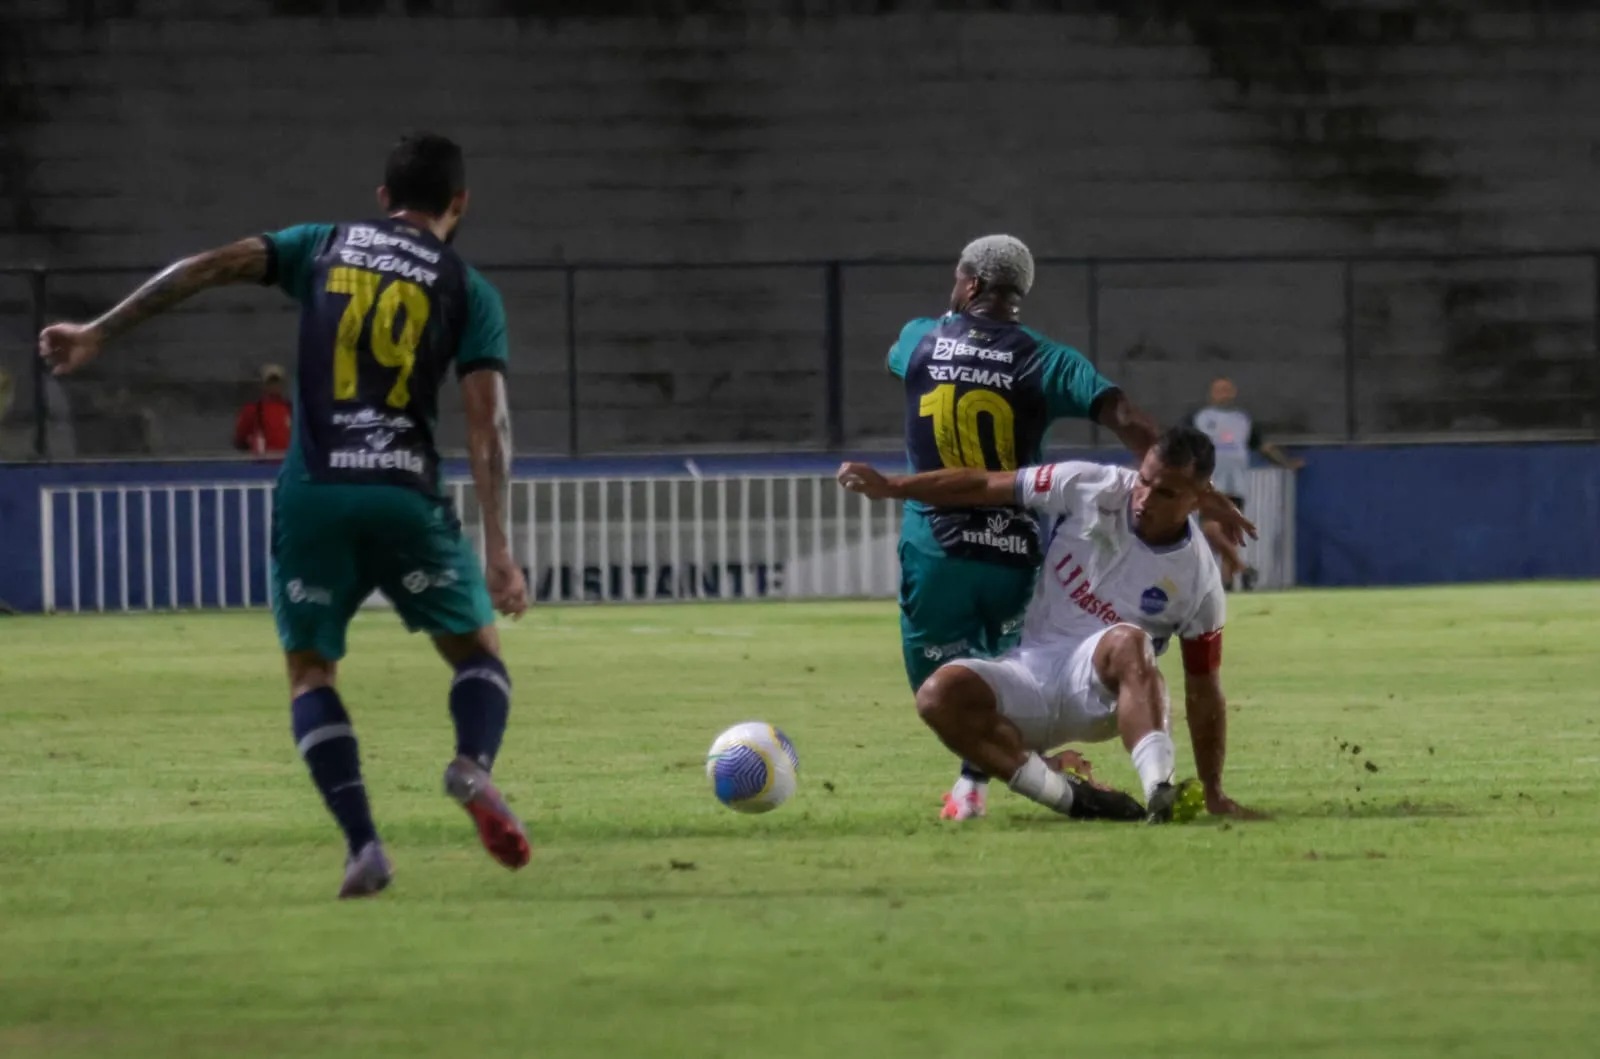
401, 568, 460, 594
923, 638, 971, 661
286, 579, 333, 606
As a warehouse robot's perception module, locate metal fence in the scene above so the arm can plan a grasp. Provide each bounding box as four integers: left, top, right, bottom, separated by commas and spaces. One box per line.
5, 250, 1597, 461
35, 467, 1297, 613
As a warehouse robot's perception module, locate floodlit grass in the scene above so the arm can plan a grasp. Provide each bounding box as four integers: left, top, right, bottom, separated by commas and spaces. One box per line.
2, 586, 1598, 1058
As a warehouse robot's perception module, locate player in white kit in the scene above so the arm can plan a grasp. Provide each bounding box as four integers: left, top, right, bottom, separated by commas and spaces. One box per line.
839, 426, 1261, 823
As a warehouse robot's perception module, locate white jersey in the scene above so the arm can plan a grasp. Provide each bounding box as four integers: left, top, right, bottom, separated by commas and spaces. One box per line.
1014, 461, 1226, 655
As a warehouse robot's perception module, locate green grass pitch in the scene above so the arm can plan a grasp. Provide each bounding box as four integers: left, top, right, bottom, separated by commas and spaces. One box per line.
2, 585, 1598, 1058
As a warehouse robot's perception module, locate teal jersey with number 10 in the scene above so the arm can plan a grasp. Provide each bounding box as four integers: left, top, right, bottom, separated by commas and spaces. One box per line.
887, 312, 1115, 568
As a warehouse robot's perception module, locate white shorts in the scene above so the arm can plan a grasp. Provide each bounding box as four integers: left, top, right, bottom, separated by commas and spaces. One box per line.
947, 625, 1137, 751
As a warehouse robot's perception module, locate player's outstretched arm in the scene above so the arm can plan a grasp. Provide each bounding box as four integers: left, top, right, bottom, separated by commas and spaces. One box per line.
461, 369, 528, 619
1180, 651, 1266, 820
38, 237, 269, 376
1092, 389, 1161, 459
837, 463, 1016, 508
1196, 490, 1258, 544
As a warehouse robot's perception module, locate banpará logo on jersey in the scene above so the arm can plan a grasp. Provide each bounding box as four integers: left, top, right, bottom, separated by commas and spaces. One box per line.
960, 513, 1031, 555
922, 638, 971, 662
332, 409, 414, 431
932, 337, 1013, 364
345, 225, 441, 264
286, 579, 333, 606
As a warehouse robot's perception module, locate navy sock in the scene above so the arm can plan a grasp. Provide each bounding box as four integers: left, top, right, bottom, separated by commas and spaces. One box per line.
291, 687, 377, 856
960, 761, 991, 784
450, 655, 512, 771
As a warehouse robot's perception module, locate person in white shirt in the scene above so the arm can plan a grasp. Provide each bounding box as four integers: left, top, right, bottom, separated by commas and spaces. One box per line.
1189, 377, 1304, 590
838, 426, 1261, 824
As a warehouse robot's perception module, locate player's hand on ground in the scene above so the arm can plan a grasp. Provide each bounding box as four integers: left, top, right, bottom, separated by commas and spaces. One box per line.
837, 462, 895, 499
1199, 489, 1258, 544
38, 322, 103, 376
1206, 790, 1269, 821
1044, 748, 1095, 782
486, 552, 528, 619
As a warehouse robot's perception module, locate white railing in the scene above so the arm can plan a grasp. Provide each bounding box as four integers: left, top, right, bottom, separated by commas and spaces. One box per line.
446, 474, 905, 603
36, 468, 1294, 613
39, 482, 277, 613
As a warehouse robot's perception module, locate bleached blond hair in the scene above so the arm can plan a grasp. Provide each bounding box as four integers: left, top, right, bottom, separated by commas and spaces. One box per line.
957, 234, 1034, 296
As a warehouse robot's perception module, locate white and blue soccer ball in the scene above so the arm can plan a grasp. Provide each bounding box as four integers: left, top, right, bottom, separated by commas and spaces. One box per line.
705, 722, 799, 813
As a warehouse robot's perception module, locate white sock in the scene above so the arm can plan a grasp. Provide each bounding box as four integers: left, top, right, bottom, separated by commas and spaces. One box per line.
1130, 731, 1176, 801
1007, 753, 1074, 814
951, 775, 978, 800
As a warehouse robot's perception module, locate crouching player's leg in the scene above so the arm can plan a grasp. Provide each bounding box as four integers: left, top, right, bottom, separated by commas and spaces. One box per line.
913, 652, 1145, 821
371, 488, 532, 871
1090, 624, 1206, 824
897, 541, 1038, 821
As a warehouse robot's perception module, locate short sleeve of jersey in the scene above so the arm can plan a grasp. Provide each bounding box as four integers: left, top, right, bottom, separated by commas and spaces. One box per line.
886, 317, 940, 379
457, 267, 509, 378
1180, 570, 1227, 639
261, 223, 335, 303
1013, 460, 1131, 516
1031, 335, 1116, 419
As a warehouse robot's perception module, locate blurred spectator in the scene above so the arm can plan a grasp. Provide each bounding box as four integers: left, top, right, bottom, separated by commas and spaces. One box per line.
1190, 376, 1303, 590
234, 363, 292, 455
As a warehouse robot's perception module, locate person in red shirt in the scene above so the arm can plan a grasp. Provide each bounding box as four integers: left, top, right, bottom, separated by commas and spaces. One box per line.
234, 363, 292, 455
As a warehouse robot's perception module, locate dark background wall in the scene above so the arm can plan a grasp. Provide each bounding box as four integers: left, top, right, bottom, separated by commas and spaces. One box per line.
2, 0, 1598, 456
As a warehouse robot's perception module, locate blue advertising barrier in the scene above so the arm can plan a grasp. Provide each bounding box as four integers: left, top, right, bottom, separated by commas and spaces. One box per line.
1293, 443, 1600, 586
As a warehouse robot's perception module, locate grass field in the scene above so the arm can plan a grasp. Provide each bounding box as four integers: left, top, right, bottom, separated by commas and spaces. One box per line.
2, 585, 1598, 1058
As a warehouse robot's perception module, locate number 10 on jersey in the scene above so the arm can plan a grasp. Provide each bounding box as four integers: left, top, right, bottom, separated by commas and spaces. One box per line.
918, 383, 1017, 470
326, 266, 430, 409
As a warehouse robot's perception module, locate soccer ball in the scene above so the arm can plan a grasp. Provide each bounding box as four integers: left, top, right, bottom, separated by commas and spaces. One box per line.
705, 722, 799, 813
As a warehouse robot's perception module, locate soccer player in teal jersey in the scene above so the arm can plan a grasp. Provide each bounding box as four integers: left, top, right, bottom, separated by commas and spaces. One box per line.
885, 235, 1251, 820
39, 133, 532, 897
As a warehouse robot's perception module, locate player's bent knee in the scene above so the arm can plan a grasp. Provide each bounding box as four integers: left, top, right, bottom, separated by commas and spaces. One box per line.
915, 663, 992, 729
1097, 625, 1156, 683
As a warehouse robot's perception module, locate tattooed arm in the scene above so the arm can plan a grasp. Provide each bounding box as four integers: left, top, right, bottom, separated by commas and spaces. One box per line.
38, 237, 270, 376
461, 368, 528, 617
